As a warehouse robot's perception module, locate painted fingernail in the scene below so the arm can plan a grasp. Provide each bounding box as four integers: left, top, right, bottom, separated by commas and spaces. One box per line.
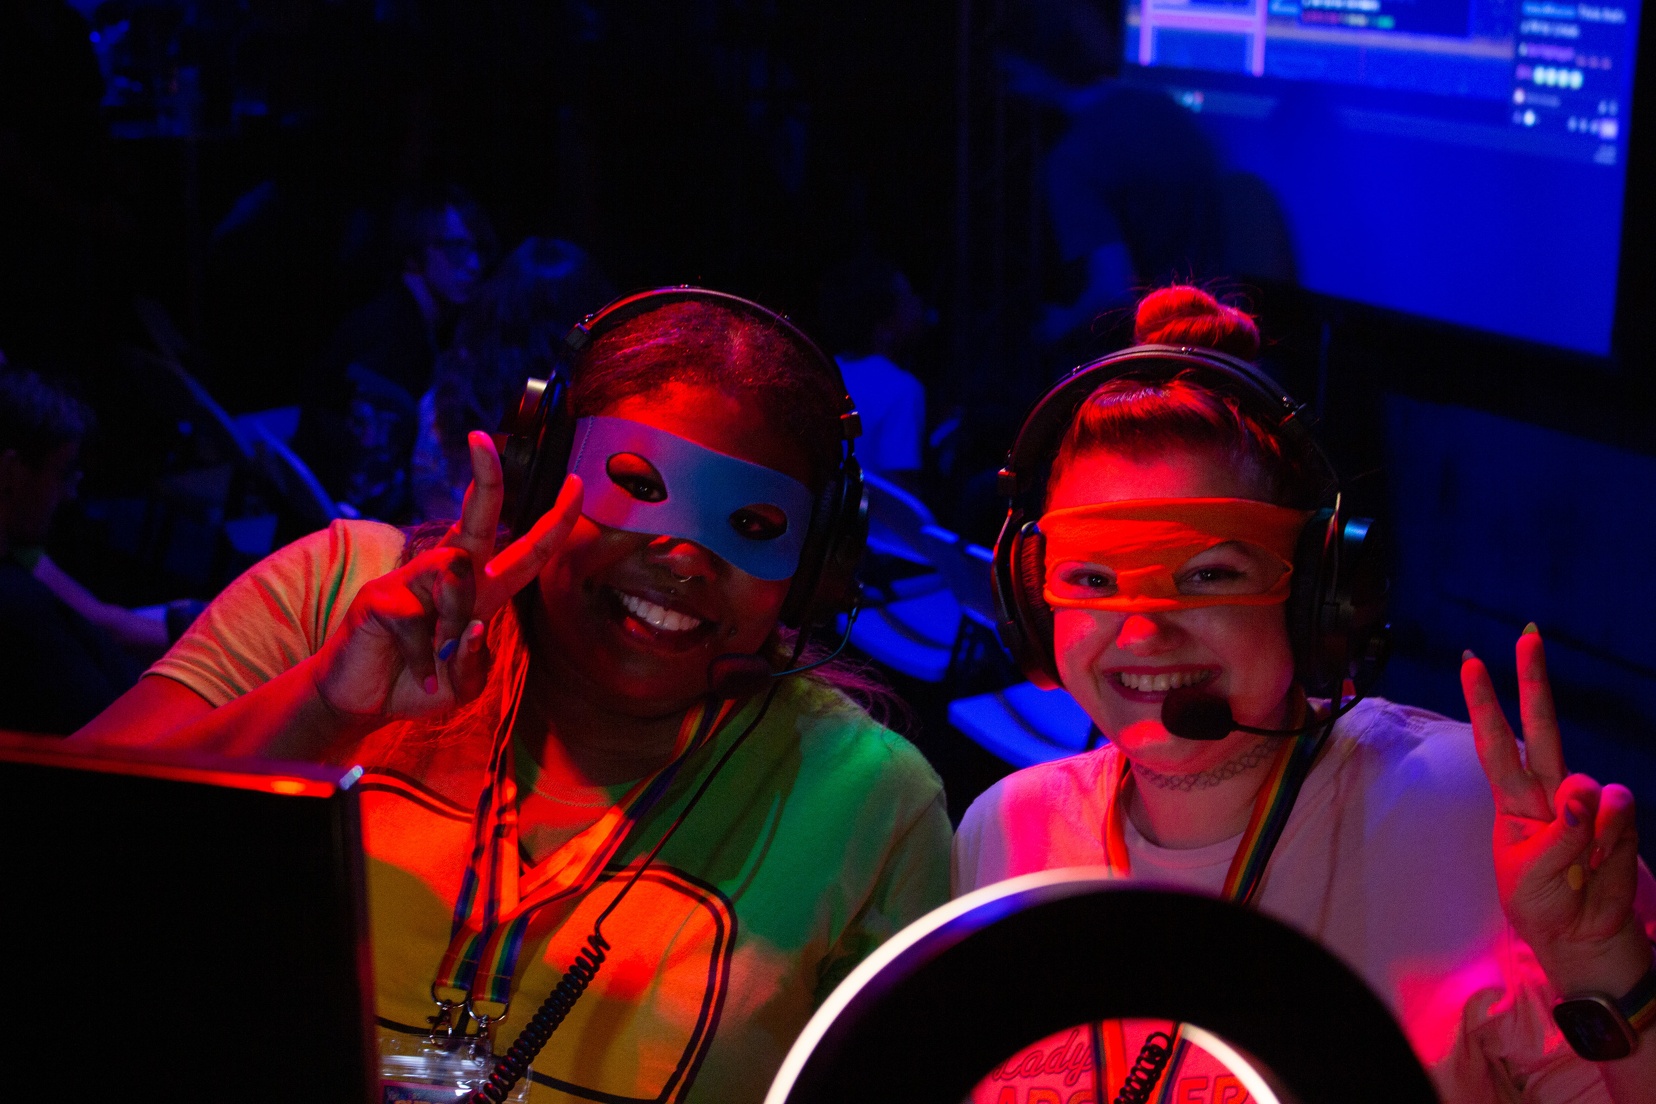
1462, 649, 1476, 662
465, 619, 485, 650
1589, 844, 1605, 871
423, 675, 439, 695
437, 638, 459, 661
1567, 863, 1585, 891
1564, 802, 1582, 828
1522, 621, 1539, 636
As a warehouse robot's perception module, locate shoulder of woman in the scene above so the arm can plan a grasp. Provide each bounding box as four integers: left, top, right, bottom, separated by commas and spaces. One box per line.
144, 520, 409, 707
958, 745, 1116, 843
291, 519, 409, 610
256, 517, 407, 581
779, 679, 942, 796
329, 516, 410, 563
1326, 696, 1492, 817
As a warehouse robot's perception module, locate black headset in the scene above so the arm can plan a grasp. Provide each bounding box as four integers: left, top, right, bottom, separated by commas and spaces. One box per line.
493, 286, 867, 633
991, 344, 1389, 698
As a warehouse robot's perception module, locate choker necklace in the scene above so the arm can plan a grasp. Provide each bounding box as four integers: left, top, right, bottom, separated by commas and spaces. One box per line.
1132, 738, 1274, 792
525, 779, 615, 808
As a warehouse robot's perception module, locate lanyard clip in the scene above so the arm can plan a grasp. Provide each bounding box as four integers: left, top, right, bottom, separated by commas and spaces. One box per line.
426, 998, 458, 1041
464, 1000, 507, 1060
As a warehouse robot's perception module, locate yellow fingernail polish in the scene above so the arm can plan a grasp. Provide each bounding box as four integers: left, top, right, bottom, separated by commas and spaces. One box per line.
1522, 622, 1539, 635
1567, 864, 1585, 891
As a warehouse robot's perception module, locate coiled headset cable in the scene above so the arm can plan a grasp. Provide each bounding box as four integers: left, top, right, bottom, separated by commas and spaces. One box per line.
462, 652, 802, 1103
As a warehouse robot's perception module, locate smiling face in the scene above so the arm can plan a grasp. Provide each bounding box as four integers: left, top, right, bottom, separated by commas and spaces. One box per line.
533, 382, 812, 718
1046, 445, 1299, 774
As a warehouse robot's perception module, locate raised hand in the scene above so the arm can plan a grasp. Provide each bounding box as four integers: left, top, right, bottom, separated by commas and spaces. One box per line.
1462, 626, 1648, 993
312, 432, 582, 721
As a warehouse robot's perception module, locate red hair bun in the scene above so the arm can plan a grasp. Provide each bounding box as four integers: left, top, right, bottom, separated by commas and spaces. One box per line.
1132, 286, 1260, 361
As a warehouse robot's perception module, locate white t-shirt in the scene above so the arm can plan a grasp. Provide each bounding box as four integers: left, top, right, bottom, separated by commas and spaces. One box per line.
836, 353, 924, 474
954, 698, 1656, 1104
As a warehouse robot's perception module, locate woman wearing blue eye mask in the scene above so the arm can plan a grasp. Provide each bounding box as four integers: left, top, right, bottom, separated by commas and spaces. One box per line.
77, 296, 952, 1104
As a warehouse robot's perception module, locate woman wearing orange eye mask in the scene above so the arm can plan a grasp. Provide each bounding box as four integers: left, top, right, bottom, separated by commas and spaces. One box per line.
954, 287, 1656, 1103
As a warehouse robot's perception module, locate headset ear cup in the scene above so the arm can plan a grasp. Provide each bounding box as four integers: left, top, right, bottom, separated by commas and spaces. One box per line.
993, 521, 1061, 689
1289, 507, 1391, 698
1018, 526, 1059, 686
498, 377, 552, 537
1287, 507, 1336, 696
1335, 516, 1391, 694
781, 458, 865, 629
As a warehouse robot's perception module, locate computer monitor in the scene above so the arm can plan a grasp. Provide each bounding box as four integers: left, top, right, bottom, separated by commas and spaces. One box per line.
0, 733, 377, 1103
1114, 0, 1643, 354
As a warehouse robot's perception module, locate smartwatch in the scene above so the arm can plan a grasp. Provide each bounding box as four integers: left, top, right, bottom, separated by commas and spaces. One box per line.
1553, 949, 1656, 1061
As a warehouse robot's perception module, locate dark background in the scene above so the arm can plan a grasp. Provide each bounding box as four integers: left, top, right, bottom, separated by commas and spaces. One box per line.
3, 0, 1653, 837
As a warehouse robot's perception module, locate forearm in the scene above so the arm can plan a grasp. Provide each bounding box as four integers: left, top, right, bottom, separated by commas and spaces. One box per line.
34, 555, 168, 654
1602, 1037, 1656, 1104
79, 659, 379, 763
95, 605, 170, 655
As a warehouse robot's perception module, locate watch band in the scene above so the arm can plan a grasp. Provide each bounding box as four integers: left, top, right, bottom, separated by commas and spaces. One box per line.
1554, 944, 1656, 1061
1622, 951, 1656, 1034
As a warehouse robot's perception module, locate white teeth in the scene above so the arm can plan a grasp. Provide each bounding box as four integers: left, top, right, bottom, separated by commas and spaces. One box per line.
1115, 669, 1214, 692
619, 592, 704, 633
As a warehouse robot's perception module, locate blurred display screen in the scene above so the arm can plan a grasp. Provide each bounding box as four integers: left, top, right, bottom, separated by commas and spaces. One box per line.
1118, 0, 1642, 353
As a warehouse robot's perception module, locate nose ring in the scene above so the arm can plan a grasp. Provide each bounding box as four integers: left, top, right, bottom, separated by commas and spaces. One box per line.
672, 572, 693, 584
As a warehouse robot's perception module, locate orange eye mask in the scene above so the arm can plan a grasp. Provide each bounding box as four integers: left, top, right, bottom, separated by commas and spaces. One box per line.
1040, 498, 1313, 613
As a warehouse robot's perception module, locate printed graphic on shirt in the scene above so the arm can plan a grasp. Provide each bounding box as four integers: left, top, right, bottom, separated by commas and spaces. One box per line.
970, 1023, 1253, 1104
518, 866, 736, 1104
360, 772, 737, 1104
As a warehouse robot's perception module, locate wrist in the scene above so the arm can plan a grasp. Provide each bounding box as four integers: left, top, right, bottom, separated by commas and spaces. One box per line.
1551, 937, 1656, 1063
301, 655, 385, 738
1541, 922, 1655, 1002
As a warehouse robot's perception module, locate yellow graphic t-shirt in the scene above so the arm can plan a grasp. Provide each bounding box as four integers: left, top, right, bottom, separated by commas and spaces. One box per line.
151, 520, 953, 1104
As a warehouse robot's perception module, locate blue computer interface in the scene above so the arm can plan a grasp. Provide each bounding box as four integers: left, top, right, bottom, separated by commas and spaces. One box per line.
1121, 0, 1641, 352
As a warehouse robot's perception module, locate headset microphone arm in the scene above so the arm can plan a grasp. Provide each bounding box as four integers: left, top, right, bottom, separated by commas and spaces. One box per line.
1161, 684, 1367, 742
707, 606, 861, 700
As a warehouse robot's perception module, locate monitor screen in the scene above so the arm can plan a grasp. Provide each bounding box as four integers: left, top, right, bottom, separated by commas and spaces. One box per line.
0, 734, 377, 1102
1118, 0, 1642, 353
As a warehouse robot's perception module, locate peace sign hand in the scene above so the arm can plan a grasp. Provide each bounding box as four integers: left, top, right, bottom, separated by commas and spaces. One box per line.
1462, 627, 1649, 994
312, 432, 582, 722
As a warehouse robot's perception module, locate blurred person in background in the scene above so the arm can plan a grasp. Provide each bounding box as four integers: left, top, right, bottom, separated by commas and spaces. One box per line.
413, 237, 614, 520
817, 253, 930, 487
297, 184, 496, 521
0, 363, 200, 734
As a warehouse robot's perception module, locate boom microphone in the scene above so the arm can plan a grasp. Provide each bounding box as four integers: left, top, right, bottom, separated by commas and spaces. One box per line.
706, 607, 863, 700
1160, 687, 1321, 742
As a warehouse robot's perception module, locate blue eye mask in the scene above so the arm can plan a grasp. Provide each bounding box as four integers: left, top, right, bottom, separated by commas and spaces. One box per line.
568, 415, 816, 582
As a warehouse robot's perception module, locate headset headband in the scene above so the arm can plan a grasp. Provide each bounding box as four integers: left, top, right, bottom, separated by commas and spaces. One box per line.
996, 344, 1337, 510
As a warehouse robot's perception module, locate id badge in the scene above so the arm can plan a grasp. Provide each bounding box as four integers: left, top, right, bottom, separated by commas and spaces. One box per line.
380, 1032, 531, 1103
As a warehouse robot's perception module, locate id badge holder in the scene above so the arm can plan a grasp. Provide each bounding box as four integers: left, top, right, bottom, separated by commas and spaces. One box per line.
380, 1024, 530, 1103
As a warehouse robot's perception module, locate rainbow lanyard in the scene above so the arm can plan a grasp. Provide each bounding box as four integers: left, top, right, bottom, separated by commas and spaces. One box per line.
431, 662, 738, 1013
1098, 712, 1325, 1103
